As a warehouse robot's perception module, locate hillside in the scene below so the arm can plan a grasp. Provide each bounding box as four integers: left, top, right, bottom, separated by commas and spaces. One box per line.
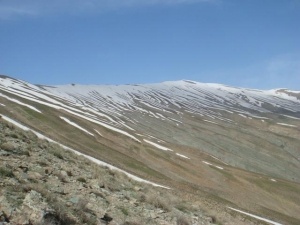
1, 75, 300, 224
1, 117, 227, 225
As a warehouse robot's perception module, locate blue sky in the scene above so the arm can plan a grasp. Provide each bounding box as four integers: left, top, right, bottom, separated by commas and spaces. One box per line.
0, 0, 299, 89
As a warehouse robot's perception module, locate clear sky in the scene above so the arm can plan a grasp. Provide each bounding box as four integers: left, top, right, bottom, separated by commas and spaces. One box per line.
0, 0, 299, 89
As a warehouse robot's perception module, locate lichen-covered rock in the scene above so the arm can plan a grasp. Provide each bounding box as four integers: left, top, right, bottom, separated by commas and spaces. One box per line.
12, 190, 50, 224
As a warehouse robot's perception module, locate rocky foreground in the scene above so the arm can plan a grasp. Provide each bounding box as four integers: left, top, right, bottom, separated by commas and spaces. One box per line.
0, 118, 219, 225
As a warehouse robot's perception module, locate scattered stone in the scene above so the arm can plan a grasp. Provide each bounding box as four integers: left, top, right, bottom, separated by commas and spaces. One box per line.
69, 196, 80, 204
101, 213, 113, 224
27, 171, 43, 180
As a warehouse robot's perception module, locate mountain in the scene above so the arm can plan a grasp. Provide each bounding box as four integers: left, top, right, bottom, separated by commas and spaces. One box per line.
0, 75, 300, 224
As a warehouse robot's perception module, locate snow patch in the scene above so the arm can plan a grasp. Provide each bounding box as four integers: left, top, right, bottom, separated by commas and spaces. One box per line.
277, 123, 297, 128
144, 139, 173, 151
60, 116, 94, 136
227, 207, 283, 225
280, 114, 300, 120
203, 120, 218, 125
209, 155, 229, 165
202, 161, 224, 170
176, 153, 190, 159
94, 129, 103, 136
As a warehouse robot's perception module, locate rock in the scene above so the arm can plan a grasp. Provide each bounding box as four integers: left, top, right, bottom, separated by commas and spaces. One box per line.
90, 179, 101, 190
205, 216, 214, 223
0, 142, 15, 152
0, 150, 10, 156
27, 171, 43, 180
0, 211, 9, 223
10, 190, 50, 225
69, 196, 80, 204
133, 186, 141, 191
101, 213, 113, 224
44, 167, 53, 175
51, 186, 66, 195
157, 209, 165, 214
60, 170, 68, 177
0, 196, 14, 220
150, 211, 157, 219
18, 165, 29, 173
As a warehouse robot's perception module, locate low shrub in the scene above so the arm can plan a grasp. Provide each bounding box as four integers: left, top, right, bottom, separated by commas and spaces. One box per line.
146, 193, 172, 212
0, 167, 14, 178
51, 150, 64, 159
177, 216, 190, 225
77, 177, 86, 183
1, 142, 15, 151
120, 206, 129, 216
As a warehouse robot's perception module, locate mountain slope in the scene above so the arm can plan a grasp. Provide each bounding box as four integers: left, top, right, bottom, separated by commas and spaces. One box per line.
1, 75, 300, 224
0, 118, 222, 225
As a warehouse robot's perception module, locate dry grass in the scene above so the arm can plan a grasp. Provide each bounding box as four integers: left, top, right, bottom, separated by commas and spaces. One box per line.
20, 183, 98, 225
177, 216, 191, 225
0, 167, 14, 178
76, 177, 86, 183
1, 142, 15, 151
145, 192, 172, 212
20, 184, 77, 224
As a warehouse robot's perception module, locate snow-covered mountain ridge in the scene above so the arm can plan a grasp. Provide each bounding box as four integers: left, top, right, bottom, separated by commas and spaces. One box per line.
48, 80, 300, 114
1, 76, 299, 130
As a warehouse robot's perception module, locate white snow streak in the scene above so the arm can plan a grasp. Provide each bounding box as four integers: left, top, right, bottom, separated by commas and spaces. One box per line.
281, 114, 300, 120
60, 116, 94, 136
0, 114, 169, 189
238, 114, 247, 118
203, 119, 218, 125
144, 139, 173, 151
94, 129, 103, 136
202, 161, 224, 170
176, 153, 190, 159
0, 93, 41, 113
1, 115, 32, 131
209, 155, 229, 165
0, 103, 5, 106
277, 123, 297, 128
227, 207, 283, 225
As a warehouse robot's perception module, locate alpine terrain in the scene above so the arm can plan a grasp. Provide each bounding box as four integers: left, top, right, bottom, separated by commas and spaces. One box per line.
0, 75, 300, 225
